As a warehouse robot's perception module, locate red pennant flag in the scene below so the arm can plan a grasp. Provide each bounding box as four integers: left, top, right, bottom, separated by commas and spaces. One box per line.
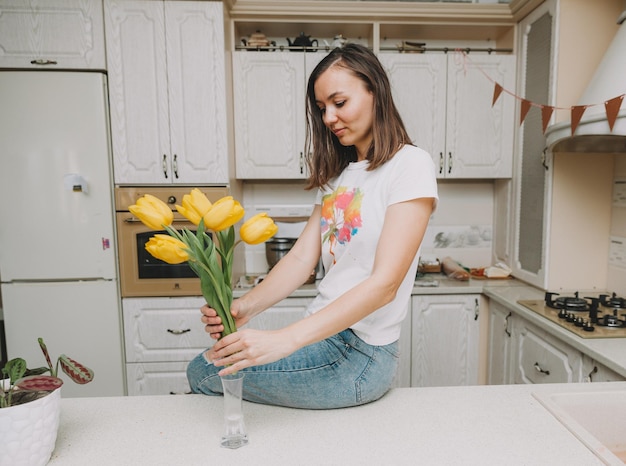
571, 105, 587, 135
605, 95, 624, 131
520, 99, 532, 126
492, 83, 503, 107
541, 106, 554, 134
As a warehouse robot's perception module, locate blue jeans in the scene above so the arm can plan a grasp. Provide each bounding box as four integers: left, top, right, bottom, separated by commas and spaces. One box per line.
186, 329, 399, 409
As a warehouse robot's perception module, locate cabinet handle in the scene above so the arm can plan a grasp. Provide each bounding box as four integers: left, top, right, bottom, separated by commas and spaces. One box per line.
534, 362, 550, 376
438, 152, 444, 174
167, 328, 191, 335
299, 152, 304, 174
173, 154, 179, 178
474, 299, 479, 321
447, 152, 452, 174
30, 59, 58, 65
163, 154, 169, 179
169, 391, 193, 395
504, 312, 511, 337
586, 366, 598, 383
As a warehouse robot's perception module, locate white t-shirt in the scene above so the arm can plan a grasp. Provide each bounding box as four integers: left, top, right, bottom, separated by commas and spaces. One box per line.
306, 144, 438, 346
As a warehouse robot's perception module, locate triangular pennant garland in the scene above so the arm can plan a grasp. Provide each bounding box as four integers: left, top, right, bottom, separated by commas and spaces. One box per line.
605, 95, 624, 131
520, 100, 532, 126
570, 105, 588, 136
492, 83, 503, 107
541, 106, 554, 134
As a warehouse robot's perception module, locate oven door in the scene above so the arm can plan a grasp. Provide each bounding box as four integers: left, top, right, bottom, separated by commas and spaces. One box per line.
116, 212, 203, 297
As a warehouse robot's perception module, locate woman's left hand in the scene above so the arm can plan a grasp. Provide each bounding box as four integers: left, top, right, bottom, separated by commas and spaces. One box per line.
207, 328, 296, 376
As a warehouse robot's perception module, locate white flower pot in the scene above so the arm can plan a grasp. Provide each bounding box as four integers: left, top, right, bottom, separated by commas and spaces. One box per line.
0, 386, 61, 466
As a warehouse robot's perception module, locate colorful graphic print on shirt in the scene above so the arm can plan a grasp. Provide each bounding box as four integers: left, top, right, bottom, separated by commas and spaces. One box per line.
321, 187, 363, 264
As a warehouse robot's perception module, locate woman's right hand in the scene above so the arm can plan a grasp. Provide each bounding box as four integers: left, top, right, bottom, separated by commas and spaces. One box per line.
200, 299, 250, 340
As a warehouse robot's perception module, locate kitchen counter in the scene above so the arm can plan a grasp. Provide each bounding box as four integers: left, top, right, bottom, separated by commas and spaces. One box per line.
235, 274, 626, 377
48, 382, 624, 465
483, 283, 626, 378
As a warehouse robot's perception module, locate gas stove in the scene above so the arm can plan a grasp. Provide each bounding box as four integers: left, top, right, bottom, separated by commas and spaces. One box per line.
518, 291, 626, 339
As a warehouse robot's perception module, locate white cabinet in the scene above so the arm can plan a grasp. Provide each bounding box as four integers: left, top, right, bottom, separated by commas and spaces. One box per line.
410, 294, 481, 387
487, 300, 513, 385
393, 301, 412, 388
510, 315, 583, 384
379, 53, 515, 178
582, 356, 626, 383
123, 296, 312, 396
104, 0, 228, 185
233, 51, 326, 179
0, 0, 105, 69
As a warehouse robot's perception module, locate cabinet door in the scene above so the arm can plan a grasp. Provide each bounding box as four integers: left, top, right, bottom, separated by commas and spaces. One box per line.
511, 316, 583, 384
126, 361, 192, 396
233, 52, 306, 179
446, 54, 515, 178
246, 297, 312, 330
165, 1, 228, 184
582, 356, 626, 382
487, 300, 513, 385
379, 54, 447, 173
0, 0, 105, 69
105, 0, 170, 184
411, 294, 480, 387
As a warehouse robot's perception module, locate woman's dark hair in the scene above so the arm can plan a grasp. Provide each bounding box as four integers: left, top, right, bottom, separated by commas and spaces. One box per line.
304, 43, 411, 189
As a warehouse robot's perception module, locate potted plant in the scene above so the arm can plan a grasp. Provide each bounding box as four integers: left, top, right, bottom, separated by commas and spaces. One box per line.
0, 337, 94, 466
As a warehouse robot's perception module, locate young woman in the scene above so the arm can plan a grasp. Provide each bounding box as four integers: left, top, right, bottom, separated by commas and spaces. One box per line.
187, 43, 438, 409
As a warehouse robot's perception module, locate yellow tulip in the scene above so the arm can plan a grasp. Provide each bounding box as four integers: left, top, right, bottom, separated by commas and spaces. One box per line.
203, 196, 245, 231
175, 189, 213, 226
145, 234, 189, 264
240, 213, 278, 245
129, 194, 174, 230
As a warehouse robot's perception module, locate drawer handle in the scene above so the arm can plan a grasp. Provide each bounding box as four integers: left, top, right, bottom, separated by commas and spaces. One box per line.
167, 328, 191, 335
30, 59, 58, 65
169, 391, 193, 395
534, 362, 550, 376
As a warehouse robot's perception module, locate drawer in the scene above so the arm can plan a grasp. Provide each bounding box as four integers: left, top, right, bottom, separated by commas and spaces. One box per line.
514, 322, 583, 384
126, 362, 192, 396
123, 304, 212, 363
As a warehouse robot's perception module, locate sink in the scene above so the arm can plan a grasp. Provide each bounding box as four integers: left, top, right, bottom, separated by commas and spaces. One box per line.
533, 385, 626, 465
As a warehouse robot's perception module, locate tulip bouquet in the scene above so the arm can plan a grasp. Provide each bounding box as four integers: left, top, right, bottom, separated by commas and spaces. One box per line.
129, 189, 278, 337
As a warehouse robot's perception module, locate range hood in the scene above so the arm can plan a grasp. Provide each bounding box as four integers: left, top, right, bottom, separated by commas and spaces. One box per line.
546, 11, 626, 153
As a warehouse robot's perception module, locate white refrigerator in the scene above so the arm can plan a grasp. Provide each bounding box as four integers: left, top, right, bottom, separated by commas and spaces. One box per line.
0, 71, 125, 397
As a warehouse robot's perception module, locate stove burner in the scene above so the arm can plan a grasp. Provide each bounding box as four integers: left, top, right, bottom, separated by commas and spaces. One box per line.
545, 292, 591, 312
599, 292, 626, 310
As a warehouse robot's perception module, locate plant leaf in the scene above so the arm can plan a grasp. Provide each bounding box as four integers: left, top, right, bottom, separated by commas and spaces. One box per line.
38, 337, 55, 374
15, 375, 63, 391
59, 355, 94, 384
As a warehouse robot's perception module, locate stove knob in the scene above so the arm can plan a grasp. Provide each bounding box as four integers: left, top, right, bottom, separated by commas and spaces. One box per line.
566, 312, 575, 323
558, 309, 568, 319
574, 316, 585, 327
583, 320, 595, 332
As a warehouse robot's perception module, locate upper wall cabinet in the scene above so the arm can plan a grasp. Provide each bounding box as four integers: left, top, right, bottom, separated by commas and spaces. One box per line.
380, 53, 515, 178
233, 51, 325, 179
105, 0, 228, 185
0, 0, 105, 69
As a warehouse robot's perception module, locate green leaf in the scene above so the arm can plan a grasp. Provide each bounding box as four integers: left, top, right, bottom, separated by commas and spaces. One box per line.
4, 358, 27, 384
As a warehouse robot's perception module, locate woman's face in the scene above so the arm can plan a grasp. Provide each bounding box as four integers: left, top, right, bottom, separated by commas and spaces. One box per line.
314, 66, 374, 161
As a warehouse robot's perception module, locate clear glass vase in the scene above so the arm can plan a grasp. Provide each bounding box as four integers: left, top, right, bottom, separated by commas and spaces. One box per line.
220, 372, 249, 449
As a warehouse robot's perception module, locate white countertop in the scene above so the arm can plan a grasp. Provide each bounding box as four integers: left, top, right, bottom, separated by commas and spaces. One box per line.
49, 382, 623, 465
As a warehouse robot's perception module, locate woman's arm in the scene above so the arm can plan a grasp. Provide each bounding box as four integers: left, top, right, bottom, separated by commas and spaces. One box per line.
201, 207, 322, 337
210, 196, 435, 375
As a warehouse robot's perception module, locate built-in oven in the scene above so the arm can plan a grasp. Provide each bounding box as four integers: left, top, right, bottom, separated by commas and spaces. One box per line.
115, 186, 229, 297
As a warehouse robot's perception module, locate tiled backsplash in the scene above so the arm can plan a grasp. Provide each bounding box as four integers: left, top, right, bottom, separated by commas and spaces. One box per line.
241, 180, 495, 274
